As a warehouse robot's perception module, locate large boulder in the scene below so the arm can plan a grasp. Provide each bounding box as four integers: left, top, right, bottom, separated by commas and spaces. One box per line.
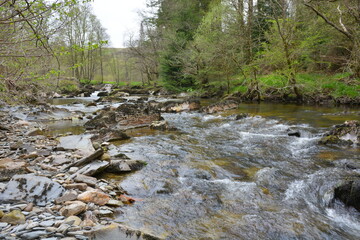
319, 120, 360, 146
0, 174, 65, 206
201, 100, 238, 114
334, 179, 360, 211
106, 160, 146, 174
84, 103, 161, 130
91, 129, 130, 143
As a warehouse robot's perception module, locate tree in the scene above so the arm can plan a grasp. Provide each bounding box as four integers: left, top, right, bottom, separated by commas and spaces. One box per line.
303, 0, 360, 78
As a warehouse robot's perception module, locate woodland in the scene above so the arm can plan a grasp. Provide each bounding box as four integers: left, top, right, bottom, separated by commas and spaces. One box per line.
1, 0, 359, 103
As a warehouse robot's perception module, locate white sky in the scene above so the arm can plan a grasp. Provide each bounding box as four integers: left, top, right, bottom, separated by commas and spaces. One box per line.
92, 0, 148, 48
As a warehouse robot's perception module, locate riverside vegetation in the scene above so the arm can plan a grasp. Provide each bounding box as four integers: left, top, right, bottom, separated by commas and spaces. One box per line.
0, 0, 360, 240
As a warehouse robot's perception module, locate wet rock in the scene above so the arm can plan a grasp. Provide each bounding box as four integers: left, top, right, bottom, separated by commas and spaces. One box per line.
75, 160, 109, 176
0, 174, 64, 206
84, 103, 161, 130
59, 201, 86, 217
235, 113, 250, 120
26, 128, 44, 136
106, 160, 146, 173
77, 190, 110, 206
201, 100, 238, 114
150, 120, 176, 131
152, 99, 201, 113
106, 199, 124, 207
320, 120, 360, 146
0, 158, 27, 181
91, 129, 130, 143
334, 179, 360, 212
288, 131, 301, 137
64, 216, 82, 226
74, 174, 97, 187
119, 195, 136, 204
1, 210, 25, 225
97, 91, 109, 97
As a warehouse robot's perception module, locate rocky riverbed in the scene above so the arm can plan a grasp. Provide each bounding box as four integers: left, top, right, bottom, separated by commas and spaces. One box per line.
0, 84, 359, 240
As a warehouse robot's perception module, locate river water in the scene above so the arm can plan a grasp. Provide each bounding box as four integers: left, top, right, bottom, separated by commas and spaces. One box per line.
111, 104, 360, 240
24, 97, 360, 239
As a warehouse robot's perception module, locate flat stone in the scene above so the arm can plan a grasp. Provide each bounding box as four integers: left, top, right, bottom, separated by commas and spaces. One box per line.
58, 135, 95, 154
53, 155, 72, 166
106, 199, 124, 207
76, 160, 109, 176
55, 191, 78, 204
0, 174, 65, 206
26, 222, 39, 230
77, 190, 110, 206
21, 231, 48, 240
74, 174, 97, 187
64, 183, 88, 191
0, 222, 9, 228
39, 220, 55, 227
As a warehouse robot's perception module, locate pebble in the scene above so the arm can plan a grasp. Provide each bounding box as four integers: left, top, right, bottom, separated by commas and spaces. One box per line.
40, 220, 55, 227
0, 222, 9, 228
11, 223, 27, 232
26, 222, 39, 230
55, 216, 65, 220
67, 231, 84, 236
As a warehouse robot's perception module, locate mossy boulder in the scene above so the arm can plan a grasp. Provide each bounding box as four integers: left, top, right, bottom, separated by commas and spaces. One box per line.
319, 120, 360, 146
1, 210, 25, 225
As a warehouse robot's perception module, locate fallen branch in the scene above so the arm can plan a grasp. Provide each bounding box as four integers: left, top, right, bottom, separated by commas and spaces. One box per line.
61, 148, 104, 172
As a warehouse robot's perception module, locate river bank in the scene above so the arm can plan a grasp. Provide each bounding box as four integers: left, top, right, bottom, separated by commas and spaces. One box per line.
0, 84, 359, 239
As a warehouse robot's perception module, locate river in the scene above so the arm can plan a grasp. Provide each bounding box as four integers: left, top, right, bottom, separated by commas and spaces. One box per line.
41, 97, 360, 239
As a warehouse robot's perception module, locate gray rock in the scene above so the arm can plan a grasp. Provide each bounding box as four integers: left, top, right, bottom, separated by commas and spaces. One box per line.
40, 220, 55, 227
0, 222, 9, 228
0, 174, 65, 206
26, 222, 40, 230
20, 231, 48, 240
76, 160, 109, 176
55, 191, 78, 204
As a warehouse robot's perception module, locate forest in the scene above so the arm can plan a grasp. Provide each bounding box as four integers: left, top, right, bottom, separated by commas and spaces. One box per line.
0, 0, 359, 103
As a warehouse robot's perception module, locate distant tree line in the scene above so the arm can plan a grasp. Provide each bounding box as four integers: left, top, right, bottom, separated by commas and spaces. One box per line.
129, 0, 360, 99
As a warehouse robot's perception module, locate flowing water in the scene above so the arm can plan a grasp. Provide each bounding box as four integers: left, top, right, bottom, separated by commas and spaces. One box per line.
110, 104, 360, 240
14, 96, 360, 239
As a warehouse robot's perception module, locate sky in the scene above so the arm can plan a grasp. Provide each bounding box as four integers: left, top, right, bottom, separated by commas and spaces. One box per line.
92, 0, 148, 48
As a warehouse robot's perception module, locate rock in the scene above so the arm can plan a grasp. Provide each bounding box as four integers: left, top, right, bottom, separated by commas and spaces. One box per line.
119, 195, 136, 204
59, 201, 86, 217
26, 222, 39, 229
74, 174, 97, 187
235, 113, 250, 120
26, 128, 44, 136
80, 211, 97, 227
106, 199, 124, 207
0, 174, 64, 206
64, 183, 88, 191
288, 131, 301, 137
40, 220, 55, 227
334, 179, 360, 212
52, 155, 72, 166
106, 160, 146, 173
150, 120, 176, 131
58, 135, 95, 153
91, 129, 130, 143
97, 91, 109, 97
84, 103, 161, 130
201, 100, 238, 114
0, 210, 4, 218
1, 210, 25, 225
0, 222, 8, 228
23, 203, 34, 212
64, 216, 82, 226
152, 99, 201, 113
53, 93, 63, 98
55, 191, 78, 204
21, 231, 48, 240
0, 158, 27, 181
86, 102, 97, 107
101, 153, 111, 161
75, 160, 109, 176
320, 120, 360, 146
77, 190, 110, 206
